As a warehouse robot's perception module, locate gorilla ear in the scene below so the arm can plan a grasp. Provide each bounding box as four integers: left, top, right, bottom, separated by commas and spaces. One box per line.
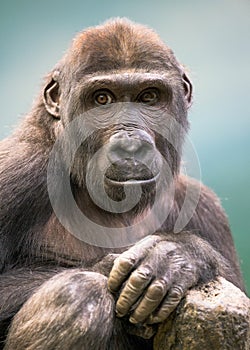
182, 72, 193, 107
44, 73, 61, 118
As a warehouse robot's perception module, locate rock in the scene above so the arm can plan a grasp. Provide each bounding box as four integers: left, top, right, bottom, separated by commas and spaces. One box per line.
154, 277, 250, 350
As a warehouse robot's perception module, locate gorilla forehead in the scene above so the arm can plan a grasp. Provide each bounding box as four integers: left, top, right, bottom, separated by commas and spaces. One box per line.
63, 18, 182, 77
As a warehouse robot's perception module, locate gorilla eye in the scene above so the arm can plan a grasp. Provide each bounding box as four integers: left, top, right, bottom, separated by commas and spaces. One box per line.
138, 89, 159, 104
94, 91, 114, 105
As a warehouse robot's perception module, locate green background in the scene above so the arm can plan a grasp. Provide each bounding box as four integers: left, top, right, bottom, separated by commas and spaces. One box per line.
1, 0, 249, 294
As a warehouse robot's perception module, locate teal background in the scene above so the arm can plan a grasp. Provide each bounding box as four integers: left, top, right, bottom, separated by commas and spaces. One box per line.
1, 0, 249, 294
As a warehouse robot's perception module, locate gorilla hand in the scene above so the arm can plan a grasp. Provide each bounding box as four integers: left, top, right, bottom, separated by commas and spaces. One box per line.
108, 233, 220, 325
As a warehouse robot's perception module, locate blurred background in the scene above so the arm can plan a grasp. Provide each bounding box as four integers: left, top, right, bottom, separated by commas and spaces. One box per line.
1, 0, 249, 293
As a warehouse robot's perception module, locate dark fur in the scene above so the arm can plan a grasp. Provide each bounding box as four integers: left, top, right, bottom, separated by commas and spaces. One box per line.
0, 18, 244, 349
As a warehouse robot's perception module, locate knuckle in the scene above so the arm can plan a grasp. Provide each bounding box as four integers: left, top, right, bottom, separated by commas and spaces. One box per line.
180, 262, 198, 283
161, 241, 178, 252
168, 286, 184, 301
182, 261, 195, 271
134, 266, 153, 280
147, 279, 166, 299
141, 235, 161, 245
129, 267, 153, 288
115, 255, 136, 273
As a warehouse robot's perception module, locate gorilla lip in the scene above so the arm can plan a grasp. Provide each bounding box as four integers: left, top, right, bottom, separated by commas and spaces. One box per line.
103, 157, 162, 187
104, 173, 160, 186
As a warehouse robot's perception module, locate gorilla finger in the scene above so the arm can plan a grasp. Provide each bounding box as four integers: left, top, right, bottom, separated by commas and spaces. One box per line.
108, 235, 161, 292
129, 279, 168, 324
108, 254, 138, 293
148, 285, 184, 324
115, 266, 153, 317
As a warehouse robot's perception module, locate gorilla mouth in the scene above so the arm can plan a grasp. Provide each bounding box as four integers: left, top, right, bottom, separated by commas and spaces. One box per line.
104, 160, 160, 186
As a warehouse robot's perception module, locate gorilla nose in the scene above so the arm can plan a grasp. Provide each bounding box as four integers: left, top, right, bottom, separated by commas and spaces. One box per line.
107, 130, 155, 165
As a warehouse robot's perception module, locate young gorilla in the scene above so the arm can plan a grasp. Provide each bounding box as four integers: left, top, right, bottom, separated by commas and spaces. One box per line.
0, 19, 244, 350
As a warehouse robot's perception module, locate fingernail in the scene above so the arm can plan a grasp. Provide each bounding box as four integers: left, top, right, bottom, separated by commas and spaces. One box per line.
129, 316, 138, 324
116, 310, 125, 318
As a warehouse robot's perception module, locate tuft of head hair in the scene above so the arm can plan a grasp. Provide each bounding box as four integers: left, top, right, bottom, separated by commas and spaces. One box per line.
60, 18, 181, 76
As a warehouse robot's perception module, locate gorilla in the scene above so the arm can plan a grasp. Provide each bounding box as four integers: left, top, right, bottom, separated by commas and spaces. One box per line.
0, 18, 244, 350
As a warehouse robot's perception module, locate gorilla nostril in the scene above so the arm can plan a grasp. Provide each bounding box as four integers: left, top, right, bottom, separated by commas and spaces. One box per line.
107, 131, 155, 164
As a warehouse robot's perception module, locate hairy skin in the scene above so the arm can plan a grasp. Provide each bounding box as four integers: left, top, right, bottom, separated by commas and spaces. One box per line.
0, 18, 244, 350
